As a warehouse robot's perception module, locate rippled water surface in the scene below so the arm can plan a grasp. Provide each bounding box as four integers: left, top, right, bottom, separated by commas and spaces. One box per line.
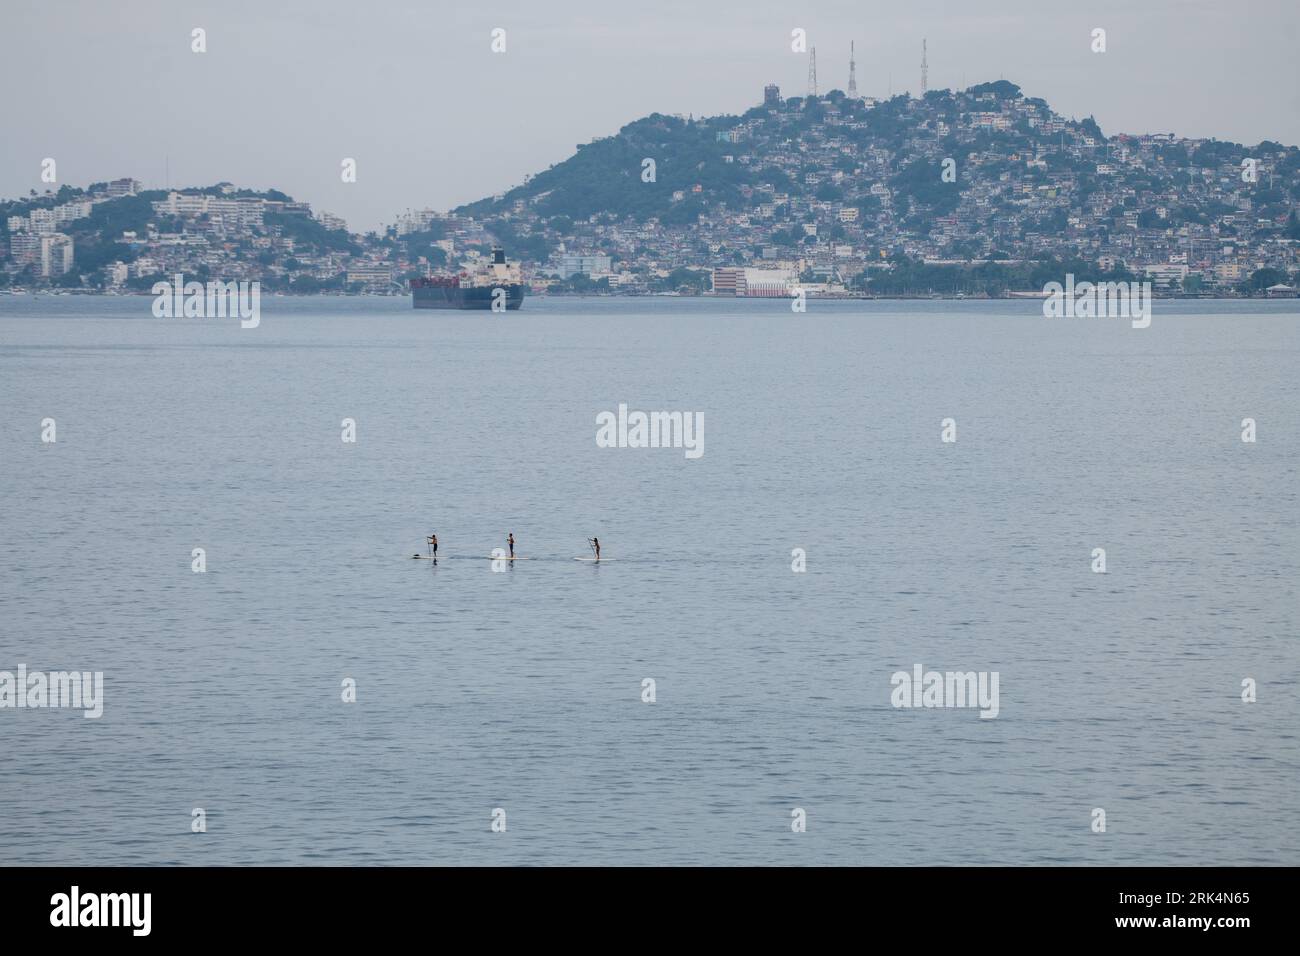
1, 294, 1297, 865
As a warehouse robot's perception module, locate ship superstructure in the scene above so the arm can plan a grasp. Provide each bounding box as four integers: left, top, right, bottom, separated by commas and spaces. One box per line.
411, 247, 526, 310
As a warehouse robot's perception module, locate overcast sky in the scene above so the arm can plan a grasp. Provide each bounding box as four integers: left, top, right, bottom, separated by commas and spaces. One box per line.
3, 0, 1297, 232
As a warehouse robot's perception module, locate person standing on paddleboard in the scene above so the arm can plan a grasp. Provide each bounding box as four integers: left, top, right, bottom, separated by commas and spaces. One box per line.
592, 537, 600, 560
428, 533, 437, 559
508, 533, 515, 558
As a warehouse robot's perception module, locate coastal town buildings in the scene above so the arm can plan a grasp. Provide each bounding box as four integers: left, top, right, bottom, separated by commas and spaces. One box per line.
3, 84, 1297, 295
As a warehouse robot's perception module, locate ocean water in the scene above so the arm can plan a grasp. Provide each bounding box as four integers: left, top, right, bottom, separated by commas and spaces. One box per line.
1, 293, 1297, 866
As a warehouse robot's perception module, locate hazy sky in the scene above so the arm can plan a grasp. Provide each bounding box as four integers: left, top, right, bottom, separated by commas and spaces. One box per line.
3, 0, 1297, 231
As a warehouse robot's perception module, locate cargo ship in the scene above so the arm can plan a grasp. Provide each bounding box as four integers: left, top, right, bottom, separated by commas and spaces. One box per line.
410, 247, 526, 310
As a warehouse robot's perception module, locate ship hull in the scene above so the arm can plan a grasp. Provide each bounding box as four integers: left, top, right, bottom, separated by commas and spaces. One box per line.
412, 284, 526, 310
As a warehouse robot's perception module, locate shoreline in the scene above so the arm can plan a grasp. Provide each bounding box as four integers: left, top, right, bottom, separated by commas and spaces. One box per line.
2, 290, 1295, 302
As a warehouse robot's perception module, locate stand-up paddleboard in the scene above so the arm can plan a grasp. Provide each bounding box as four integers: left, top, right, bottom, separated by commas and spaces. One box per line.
412, 555, 442, 560
486, 555, 529, 560
574, 557, 615, 561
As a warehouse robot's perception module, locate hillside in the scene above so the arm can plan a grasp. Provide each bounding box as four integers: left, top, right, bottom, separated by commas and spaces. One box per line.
1, 182, 359, 291
5, 81, 1298, 295
450, 81, 1300, 290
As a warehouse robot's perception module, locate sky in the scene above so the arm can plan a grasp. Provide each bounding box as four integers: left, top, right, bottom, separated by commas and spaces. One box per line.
3, 0, 1298, 232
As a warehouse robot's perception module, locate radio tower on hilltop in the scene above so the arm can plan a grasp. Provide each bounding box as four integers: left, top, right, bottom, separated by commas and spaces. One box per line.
807, 46, 818, 98
921, 38, 928, 96
848, 42, 858, 98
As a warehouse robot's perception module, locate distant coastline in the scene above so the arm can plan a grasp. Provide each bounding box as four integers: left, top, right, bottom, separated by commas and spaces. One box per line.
5, 80, 1299, 302
2, 289, 1294, 302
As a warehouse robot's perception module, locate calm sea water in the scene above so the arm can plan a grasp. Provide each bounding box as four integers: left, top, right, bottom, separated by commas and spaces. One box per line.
1, 293, 1297, 866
